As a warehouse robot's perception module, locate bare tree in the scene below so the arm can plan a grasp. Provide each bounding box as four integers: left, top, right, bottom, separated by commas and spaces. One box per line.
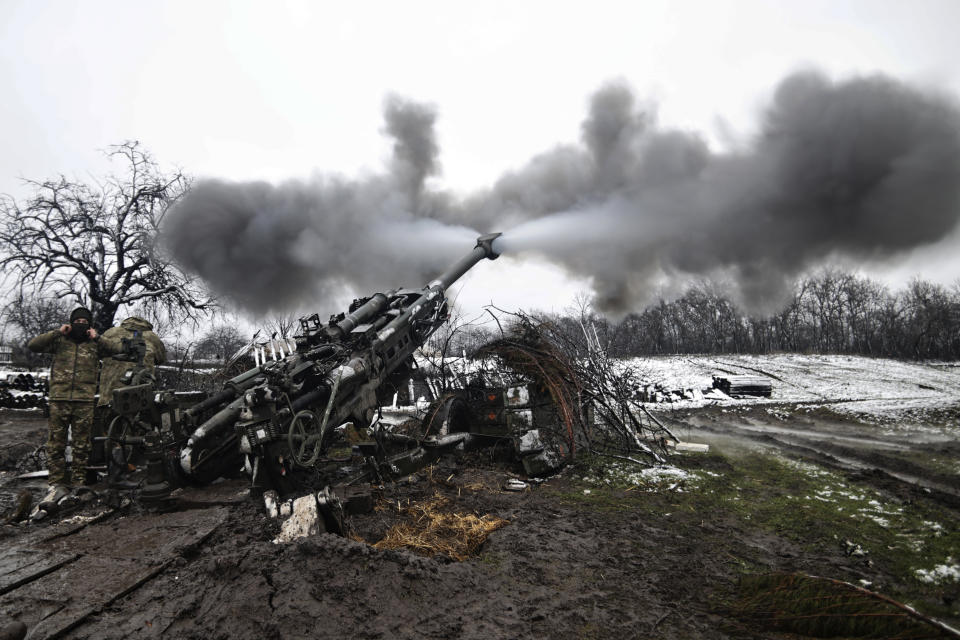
193, 324, 247, 361
901, 278, 954, 359
0, 141, 216, 330
4, 292, 70, 338
419, 309, 495, 394
2, 292, 71, 367
262, 311, 300, 339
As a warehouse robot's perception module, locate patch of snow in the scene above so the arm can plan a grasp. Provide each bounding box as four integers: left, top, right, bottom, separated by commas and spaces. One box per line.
583, 461, 691, 491
915, 559, 960, 584
865, 515, 890, 528
639, 466, 689, 481
781, 458, 834, 479
924, 521, 945, 537
629, 354, 960, 428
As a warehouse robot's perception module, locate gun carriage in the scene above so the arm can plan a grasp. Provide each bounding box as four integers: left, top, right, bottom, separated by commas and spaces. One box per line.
108, 233, 507, 502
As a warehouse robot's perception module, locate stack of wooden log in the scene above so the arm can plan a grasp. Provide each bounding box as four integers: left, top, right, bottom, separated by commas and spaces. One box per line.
0, 373, 48, 409
0, 390, 46, 409
0, 373, 47, 392
636, 383, 703, 404
712, 375, 772, 397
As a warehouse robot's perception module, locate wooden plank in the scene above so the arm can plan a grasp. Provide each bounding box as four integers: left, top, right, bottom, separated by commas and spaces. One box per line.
40, 560, 176, 640
5, 507, 228, 640
0, 551, 80, 596
0, 547, 42, 577
36, 509, 115, 544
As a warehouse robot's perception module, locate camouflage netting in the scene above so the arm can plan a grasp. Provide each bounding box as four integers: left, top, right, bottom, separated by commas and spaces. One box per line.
475, 313, 672, 466
475, 319, 586, 458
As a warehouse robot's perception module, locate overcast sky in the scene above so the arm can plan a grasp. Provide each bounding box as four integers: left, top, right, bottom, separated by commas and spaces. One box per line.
2, 0, 959, 318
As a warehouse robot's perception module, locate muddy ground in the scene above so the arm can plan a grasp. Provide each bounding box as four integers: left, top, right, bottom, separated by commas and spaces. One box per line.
1, 404, 959, 639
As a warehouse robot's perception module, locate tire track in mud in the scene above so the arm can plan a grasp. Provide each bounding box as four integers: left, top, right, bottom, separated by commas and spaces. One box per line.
688, 417, 960, 512
710, 359, 786, 382
761, 434, 960, 511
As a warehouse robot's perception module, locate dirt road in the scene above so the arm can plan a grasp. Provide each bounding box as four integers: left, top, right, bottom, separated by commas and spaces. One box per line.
1, 405, 958, 639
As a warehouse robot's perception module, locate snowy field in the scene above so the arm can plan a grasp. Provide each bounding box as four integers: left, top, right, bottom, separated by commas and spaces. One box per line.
628, 354, 960, 423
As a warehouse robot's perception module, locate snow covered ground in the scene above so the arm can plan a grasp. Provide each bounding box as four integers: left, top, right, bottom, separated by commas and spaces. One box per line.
627, 354, 960, 422
418, 352, 960, 426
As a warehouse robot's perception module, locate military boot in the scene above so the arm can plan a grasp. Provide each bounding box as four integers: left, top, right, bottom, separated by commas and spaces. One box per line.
38, 485, 70, 512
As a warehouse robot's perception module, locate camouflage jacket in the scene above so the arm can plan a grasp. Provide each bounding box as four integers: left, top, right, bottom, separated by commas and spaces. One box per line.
28, 330, 122, 402
98, 317, 167, 407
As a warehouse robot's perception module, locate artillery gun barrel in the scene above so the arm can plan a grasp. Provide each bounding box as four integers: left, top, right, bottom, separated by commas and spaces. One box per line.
184, 365, 264, 420
374, 232, 501, 348
327, 292, 391, 340
429, 232, 502, 291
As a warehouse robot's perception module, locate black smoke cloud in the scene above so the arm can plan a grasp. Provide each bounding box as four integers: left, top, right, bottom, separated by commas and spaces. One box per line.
468, 72, 960, 312
163, 96, 475, 315
162, 70, 960, 315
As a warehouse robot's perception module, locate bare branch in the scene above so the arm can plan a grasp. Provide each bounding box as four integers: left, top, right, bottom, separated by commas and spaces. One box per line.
0, 141, 215, 330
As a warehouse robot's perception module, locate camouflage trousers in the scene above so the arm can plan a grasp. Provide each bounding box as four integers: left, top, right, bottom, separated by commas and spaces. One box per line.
46, 401, 95, 487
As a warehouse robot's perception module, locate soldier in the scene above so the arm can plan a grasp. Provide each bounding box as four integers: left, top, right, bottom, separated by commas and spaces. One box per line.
28, 307, 121, 509
97, 316, 167, 408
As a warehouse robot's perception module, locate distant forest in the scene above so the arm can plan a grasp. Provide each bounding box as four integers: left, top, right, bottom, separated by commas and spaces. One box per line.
548, 270, 960, 361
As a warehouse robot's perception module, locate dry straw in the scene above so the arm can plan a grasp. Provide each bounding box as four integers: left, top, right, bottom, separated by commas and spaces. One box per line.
373, 494, 508, 561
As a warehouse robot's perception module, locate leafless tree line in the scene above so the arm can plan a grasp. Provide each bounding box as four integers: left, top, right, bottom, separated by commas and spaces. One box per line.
552, 270, 960, 361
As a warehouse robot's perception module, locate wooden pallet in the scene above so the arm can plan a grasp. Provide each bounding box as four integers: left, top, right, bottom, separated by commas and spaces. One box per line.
712, 375, 773, 397
0, 505, 228, 639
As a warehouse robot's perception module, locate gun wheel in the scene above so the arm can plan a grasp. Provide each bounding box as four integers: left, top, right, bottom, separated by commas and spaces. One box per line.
287, 410, 325, 467
421, 394, 471, 439
106, 414, 141, 477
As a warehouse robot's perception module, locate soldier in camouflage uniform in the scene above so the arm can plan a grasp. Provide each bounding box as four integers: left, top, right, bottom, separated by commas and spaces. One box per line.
98, 316, 167, 408
28, 307, 122, 508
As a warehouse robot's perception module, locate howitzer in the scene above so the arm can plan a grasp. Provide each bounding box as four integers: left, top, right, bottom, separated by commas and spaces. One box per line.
169, 232, 503, 494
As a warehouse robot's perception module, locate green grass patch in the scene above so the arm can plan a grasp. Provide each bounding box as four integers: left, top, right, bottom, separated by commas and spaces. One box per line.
546, 448, 960, 622
543, 453, 699, 512
687, 452, 960, 588
688, 450, 960, 622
